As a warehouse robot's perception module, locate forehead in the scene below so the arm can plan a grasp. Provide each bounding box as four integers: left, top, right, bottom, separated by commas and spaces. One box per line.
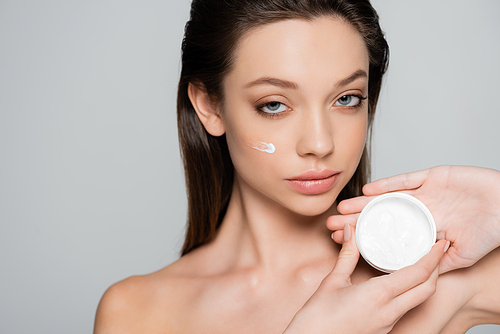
227, 17, 369, 87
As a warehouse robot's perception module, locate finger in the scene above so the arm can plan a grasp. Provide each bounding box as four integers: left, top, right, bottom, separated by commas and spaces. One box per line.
382, 239, 448, 298
438, 242, 469, 275
438, 258, 452, 275
326, 213, 359, 231
337, 196, 374, 215
328, 224, 360, 287
338, 190, 417, 215
391, 264, 440, 316
331, 230, 344, 244
363, 169, 430, 196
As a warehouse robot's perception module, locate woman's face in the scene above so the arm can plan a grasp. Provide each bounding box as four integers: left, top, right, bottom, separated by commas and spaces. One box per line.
221, 17, 369, 216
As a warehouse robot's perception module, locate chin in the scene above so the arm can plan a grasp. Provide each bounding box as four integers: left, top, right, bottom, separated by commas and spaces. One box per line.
297, 204, 337, 218
284, 193, 339, 218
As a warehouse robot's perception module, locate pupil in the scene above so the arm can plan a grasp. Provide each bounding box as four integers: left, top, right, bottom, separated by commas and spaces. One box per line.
340, 96, 351, 105
268, 102, 280, 111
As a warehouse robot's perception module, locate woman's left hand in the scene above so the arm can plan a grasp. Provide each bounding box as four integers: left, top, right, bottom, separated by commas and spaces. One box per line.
283, 225, 448, 334
327, 165, 500, 274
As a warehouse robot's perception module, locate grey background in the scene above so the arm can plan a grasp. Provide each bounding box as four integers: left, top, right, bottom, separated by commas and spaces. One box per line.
0, 0, 498, 333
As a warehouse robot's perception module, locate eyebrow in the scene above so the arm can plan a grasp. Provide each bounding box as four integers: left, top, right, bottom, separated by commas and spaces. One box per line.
336, 69, 368, 88
244, 69, 368, 90
244, 77, 298, 90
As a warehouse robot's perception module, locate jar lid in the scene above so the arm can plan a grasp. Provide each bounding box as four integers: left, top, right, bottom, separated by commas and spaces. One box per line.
355, 193, 437, 273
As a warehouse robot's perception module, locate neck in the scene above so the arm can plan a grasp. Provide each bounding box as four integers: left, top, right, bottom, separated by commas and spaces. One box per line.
209, 174, 341, 274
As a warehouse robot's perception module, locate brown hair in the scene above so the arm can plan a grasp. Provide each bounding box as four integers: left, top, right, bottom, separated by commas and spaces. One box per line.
177, 0, 389, 255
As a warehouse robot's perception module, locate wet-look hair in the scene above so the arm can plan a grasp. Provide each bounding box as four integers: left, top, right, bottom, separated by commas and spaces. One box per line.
177, 0, 389, 255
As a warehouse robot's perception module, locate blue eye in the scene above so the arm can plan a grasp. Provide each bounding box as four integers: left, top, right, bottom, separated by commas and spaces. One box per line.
260, 101, 288, 114
335, 95, 361, 107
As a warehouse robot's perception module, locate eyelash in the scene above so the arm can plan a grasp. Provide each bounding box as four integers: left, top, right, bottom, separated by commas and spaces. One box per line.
255, 101, 290, 119
336, 94, 368, 109
255, 94, 368, 119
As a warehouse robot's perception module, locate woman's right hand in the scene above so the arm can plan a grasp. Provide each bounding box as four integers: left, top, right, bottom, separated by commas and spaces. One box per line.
283, 224, 449, 334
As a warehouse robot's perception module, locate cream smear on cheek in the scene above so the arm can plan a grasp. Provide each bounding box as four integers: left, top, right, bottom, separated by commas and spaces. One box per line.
249, 142, 275, 154
356, 193, 436, 273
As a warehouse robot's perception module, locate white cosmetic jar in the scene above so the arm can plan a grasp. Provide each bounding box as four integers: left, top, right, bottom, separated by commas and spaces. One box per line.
355, 193, 437, 273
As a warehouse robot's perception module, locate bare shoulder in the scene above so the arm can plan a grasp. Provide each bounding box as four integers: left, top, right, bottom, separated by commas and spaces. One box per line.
438, 246, 500, 331
94, 252, 208, 334
94, 275, 155, 333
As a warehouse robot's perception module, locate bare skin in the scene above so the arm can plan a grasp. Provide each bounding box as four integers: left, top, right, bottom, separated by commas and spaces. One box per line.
94, 221, 500, 333
94, 18, 500, 333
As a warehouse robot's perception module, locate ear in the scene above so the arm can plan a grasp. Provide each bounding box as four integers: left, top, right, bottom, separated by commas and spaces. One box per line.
188, 83, 225, 137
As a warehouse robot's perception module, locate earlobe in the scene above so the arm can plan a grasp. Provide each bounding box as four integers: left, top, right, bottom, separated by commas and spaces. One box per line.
188, 83, 226, 137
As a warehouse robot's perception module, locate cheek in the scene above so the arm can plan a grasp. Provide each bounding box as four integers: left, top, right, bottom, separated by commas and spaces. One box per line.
334, 113, 368, 163
248, 141, 276, 154
226, 135, 287, 195
224, 118, 282, 173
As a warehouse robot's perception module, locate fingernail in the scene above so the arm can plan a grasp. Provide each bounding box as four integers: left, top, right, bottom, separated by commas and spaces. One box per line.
444, 240, 450, 253
343, 223, 351, 243
331, 232, 335, 240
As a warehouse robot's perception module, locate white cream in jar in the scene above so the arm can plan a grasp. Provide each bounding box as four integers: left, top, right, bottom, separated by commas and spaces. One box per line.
356, 193, 436, 273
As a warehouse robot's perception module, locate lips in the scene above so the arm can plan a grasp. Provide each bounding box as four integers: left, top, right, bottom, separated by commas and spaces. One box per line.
286, 170, 341, 195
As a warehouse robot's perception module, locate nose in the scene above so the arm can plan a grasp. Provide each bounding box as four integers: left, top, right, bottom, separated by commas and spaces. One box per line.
296, 108, 335, 158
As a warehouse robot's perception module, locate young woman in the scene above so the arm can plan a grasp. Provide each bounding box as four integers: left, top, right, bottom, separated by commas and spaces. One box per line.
94, 0, 500, 332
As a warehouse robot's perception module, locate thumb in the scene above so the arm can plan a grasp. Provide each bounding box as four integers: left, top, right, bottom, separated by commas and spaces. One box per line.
438, 242, 464, 274
438, 253, 453, 275
328, 224, 360, 286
